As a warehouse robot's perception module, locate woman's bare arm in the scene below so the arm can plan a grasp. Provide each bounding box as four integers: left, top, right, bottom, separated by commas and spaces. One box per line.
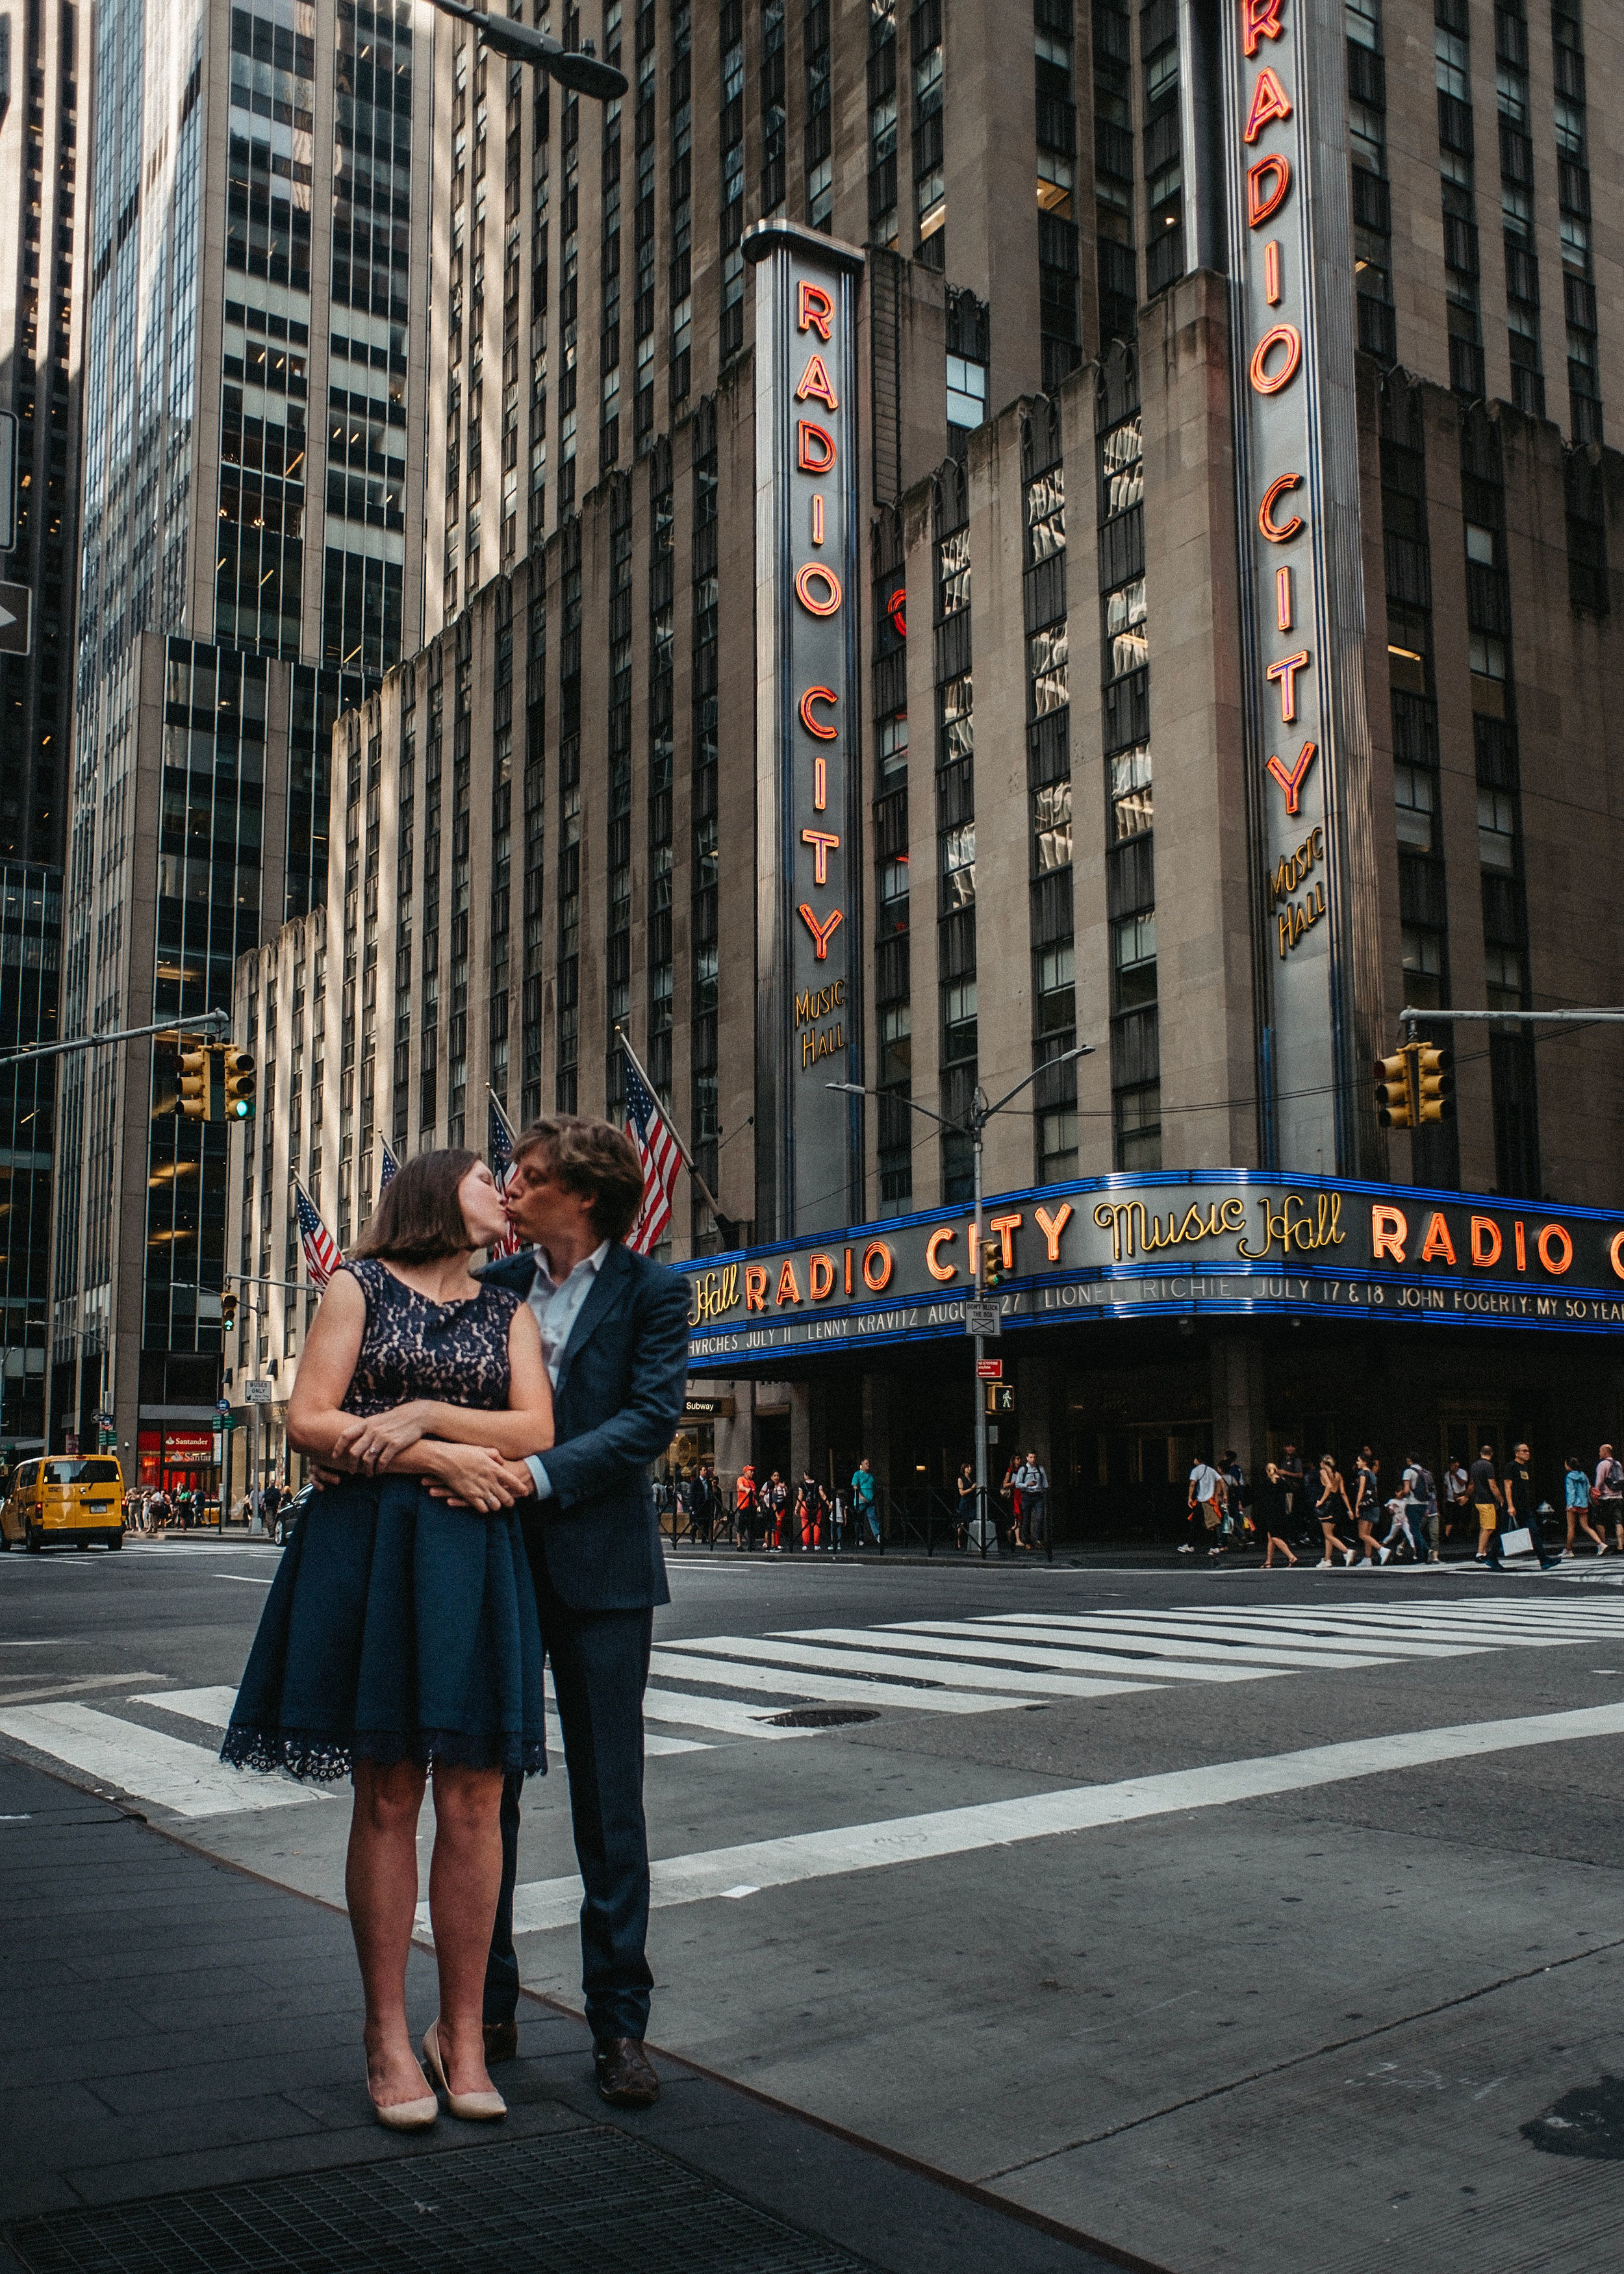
327, 1301, 554, 1471
286, 1274, 530, 1511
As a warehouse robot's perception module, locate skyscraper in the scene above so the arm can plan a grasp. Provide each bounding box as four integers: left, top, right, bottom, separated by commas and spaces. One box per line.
0, 0, 84, 1457
51, 0, 431, 1486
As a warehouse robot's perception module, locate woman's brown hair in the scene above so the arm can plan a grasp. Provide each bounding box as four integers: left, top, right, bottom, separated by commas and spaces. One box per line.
349, 1148, 481, 1263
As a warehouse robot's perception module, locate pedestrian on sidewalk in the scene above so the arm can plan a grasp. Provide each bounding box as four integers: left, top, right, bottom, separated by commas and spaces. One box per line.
1469, 1443, 1504, 1564
1277, 1443, 1305, 1533
850, 1456, 880, 1547
1186, 1456, 1227, 1557
1313, 1452, 1356, 1567
762, 1469, 789, 1551
1595, 1443, 1624, 1550
1503, 1442, 1560, 1569
689, 1461, 719, 1545
1443, 1456, 1471, 1546
1564, 1454, 1606, 1556
1352, 1447, 1388, 1565
1015, 1452, 1049, 1549
1001, 1454, 1024, 1551
1380, 1482, 1422, 1564
1407, 1453, 1441, 1565
955, 1461, 978, 1550
1257, 1461, 1298, 1567
221, 1148, 553, 2131
793, 1471, 828, 1550
1220, 1450, 1249, 1546
733, 1463, 757, 1548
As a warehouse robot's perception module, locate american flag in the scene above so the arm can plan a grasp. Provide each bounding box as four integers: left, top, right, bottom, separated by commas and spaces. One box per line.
624, 1053, 681, 1256
378, 1137, 400, 1189
294, 1183, 343, 1292
487, 1092, 526, 1258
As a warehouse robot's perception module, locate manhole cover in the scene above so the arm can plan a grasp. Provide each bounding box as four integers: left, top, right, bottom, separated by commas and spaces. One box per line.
4, 2127, 880, 2273
1522, 2074, 1624, 2161
763, 1706, 882, 1728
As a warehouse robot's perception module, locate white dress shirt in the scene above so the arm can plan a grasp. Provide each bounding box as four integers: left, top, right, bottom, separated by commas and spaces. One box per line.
524, 1239, 611, 1500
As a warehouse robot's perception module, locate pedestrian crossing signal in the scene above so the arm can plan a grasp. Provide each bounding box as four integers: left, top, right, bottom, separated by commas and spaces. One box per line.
222, 1048, 257, 1121
177, 1044, 212, 1120
1415, 1044, 1454, 1122
1373, 1049, 1414, 1129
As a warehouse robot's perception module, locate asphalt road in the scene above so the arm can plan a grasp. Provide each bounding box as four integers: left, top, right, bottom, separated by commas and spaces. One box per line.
5, 1535, 1624, 2273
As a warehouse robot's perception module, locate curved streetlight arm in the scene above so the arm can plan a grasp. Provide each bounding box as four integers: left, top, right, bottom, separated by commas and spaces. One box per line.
981, 1041, 1095, 1126
825, 1080, 965, 1136
425, 0, 629, 97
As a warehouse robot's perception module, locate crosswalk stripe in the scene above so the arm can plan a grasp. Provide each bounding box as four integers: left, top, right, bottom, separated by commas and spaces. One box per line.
641, 1686, 815, 1740
470, 1700, 1624, 1940
140, 1682, 712, 1762
773, 1628, 1150, 1700
867, 1626, 1281, 1685
130, 1686, 238, 1726
1034, 1613, 1482, 1658
687, 1633, 1156, 1700
0, 1673, 171, 1704
986, 1610, 1609, 1653
898, 1619, 1384, 1674
969, 1614, 1400, 1669
539, 1673, 709, 1758
1222, 1610, 1618, 1642
0, 1702, 327, 1817
648, 1648, 1029, 1715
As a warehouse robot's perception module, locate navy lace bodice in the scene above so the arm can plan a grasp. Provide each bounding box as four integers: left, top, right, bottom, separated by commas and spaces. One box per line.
339, 1259, 520, 1418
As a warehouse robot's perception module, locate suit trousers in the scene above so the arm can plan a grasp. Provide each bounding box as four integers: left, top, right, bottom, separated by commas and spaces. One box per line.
484, 1517, 655, 2045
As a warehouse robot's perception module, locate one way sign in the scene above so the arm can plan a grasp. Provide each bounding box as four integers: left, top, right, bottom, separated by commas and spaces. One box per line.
0, 582, 31, 657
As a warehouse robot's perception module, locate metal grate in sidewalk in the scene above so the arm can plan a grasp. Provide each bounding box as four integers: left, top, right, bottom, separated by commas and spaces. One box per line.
6, 2127, 880, 2274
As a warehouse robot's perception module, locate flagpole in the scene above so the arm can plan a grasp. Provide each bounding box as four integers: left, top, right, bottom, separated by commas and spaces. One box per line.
614, 1023, 732, 1235
487, 1085, 519, 1145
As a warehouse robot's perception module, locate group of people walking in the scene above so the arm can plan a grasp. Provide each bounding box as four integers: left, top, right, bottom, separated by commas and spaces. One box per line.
711, 1459, 883, 1552
1186, 1440, 1623, 1569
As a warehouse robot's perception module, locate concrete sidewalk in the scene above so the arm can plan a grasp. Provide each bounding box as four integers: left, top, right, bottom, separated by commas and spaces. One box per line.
0, 1752, 1148, 2274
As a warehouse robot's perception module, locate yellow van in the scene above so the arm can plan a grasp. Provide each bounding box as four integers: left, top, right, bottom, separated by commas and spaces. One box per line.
0, 1458, 125, 1552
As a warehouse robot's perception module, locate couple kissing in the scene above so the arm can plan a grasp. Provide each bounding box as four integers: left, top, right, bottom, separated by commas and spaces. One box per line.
223, 1115, 690, 2129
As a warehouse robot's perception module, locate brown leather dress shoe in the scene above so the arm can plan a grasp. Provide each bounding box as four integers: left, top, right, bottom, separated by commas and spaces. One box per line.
483, 2020, 519, 2066
594, 2036, 660, 2107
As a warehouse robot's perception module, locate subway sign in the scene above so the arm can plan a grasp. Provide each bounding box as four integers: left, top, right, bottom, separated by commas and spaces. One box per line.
744, 217, 866, 1239
679, 1172, 1624, 1369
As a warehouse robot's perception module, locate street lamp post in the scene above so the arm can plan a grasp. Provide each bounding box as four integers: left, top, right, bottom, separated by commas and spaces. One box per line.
830, 1042, 1092, 1554
424, 0, 629, 98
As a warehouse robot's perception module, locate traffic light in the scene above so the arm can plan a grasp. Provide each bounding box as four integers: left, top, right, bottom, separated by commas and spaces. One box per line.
178, 1043, 212, 1120
222, 1048, 257, 1121
221, 1290, 238, 1329
1373, 1049, 1415, 1129
1415, 1044, 1455, 1122
982, 1239, 1004, 1289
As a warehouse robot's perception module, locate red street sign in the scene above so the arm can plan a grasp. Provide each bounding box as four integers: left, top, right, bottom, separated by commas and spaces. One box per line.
976, 1359, 1003, 1380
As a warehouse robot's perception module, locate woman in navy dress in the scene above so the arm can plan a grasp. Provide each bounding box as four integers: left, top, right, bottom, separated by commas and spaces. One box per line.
223, 1148, 551, 2129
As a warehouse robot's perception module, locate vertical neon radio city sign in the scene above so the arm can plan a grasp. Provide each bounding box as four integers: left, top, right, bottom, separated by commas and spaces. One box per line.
746, 219, 866, 1237
1221, 0, 1374, 1174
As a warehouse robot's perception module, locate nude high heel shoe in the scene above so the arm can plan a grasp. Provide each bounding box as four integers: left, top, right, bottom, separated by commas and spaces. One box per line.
368, 2067, 438, 2132
423, 2019, 507, 2121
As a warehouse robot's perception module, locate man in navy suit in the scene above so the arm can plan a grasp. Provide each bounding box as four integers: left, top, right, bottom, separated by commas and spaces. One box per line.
469, 1115, 689, 2107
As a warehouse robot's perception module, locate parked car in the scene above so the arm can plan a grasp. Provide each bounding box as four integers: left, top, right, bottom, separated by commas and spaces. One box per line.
272, 1482, 314, 1548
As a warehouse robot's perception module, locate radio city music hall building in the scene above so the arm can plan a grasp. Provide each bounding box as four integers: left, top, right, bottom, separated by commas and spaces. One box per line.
228, 0, 1624, 1527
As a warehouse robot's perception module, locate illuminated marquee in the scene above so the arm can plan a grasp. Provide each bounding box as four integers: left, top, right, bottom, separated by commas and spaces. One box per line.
746, 220, 866, 1237
1222, 0, 1374, 1174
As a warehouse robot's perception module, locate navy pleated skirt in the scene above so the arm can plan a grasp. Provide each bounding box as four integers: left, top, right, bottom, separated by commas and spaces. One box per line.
221, 1478, 547, 1782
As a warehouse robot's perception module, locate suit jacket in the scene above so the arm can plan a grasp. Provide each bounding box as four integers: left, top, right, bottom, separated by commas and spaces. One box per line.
478, 1241, 690, 1611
